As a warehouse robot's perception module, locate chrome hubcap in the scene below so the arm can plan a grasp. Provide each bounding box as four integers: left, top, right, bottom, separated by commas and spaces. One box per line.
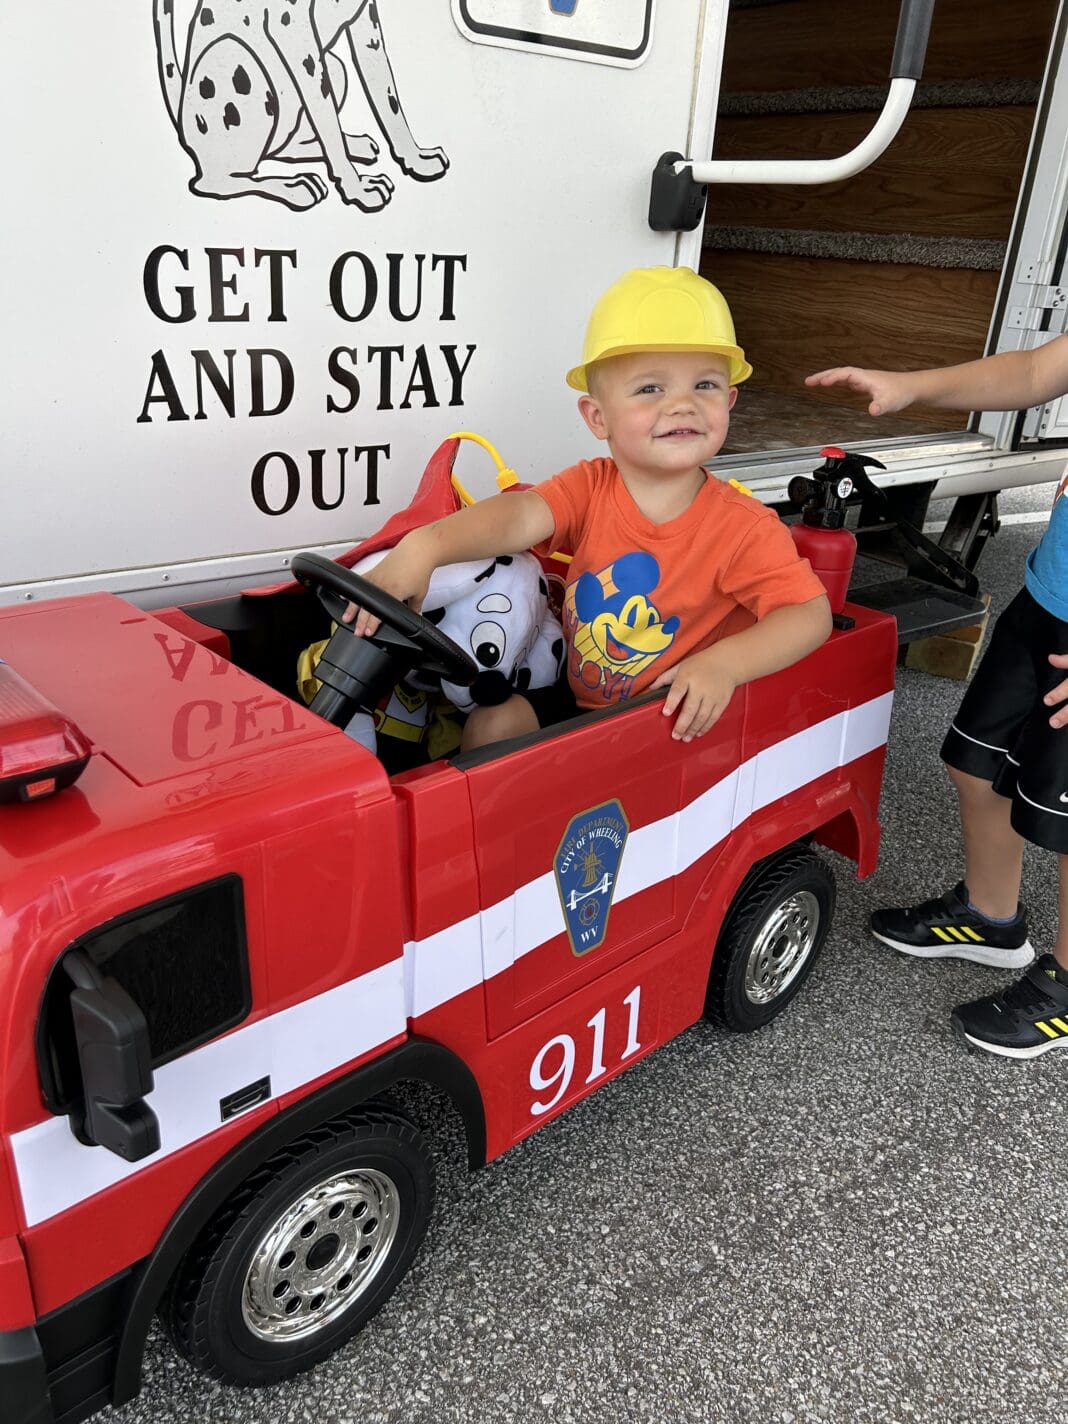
744, 890, 820, 1004
242, 1168, 400, 1342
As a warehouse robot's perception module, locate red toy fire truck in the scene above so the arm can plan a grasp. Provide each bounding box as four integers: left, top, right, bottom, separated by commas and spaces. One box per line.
0, 450, 895, 1423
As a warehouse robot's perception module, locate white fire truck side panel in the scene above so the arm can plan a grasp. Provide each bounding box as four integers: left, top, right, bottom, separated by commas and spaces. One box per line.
1, 1, 708, 603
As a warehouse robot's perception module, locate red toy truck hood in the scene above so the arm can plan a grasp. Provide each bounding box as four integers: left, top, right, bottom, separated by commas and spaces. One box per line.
0, 593, 351, 789
0, 594, 390, 977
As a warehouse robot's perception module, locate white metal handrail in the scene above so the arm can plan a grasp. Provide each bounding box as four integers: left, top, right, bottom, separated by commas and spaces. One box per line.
688, 77, 917, 186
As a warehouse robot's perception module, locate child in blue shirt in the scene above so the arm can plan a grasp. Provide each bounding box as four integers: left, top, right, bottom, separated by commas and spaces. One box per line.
807, 339, 1068, 1060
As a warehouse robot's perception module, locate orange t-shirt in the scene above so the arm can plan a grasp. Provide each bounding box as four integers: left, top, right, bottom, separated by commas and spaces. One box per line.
534, 458, 827, 709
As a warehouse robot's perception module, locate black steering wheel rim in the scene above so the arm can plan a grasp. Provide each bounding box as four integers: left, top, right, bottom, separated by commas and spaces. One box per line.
291, 550, 477, 686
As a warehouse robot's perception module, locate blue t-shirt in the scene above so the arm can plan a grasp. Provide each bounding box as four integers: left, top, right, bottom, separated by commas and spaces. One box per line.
1025, 473, 1068, 622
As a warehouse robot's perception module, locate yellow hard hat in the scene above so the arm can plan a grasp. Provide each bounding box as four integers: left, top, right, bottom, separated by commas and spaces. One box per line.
566, 265, 752, 392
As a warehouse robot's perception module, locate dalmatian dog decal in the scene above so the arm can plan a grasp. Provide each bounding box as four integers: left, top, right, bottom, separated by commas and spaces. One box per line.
152, 1, 449, 211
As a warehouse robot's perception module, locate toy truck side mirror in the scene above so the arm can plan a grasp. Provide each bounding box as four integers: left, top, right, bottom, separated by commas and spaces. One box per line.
64, 950, 161, 1162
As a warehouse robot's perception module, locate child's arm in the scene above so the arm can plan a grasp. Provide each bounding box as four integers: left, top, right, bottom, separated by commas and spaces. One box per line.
345, 490, 555, 637
805, 335, 1068, 416
652, 594, 832, 742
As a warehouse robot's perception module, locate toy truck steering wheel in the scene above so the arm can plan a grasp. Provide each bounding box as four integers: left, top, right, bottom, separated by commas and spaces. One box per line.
291, 552, 477, 728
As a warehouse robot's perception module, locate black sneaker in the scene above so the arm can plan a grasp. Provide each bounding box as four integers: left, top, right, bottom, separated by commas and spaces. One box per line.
951, 957, 1068, 1059
870, 881, 1033, 969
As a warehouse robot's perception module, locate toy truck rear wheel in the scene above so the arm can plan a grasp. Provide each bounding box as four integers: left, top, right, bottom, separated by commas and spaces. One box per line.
163, 1107, 434, 1385
705, 845, 836, 1032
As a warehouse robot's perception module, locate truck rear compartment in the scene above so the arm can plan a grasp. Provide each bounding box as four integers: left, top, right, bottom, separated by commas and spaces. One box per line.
708, 0, 1059, 454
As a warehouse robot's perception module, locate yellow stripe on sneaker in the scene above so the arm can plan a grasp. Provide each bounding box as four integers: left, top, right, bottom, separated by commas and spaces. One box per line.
932, 927, 953, 943
1050, 1017, 1068, 1034
1036, 1021, 1060, 1039
961, 926, 984, 942
946, 927, 968, 942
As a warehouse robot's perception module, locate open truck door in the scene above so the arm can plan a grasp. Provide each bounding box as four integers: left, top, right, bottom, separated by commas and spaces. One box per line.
980, 4, 1068, 449
685, 0, 1067, 640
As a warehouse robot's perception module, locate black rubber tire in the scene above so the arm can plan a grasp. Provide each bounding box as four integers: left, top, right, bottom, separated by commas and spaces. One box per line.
705, 844, 836, 1032
163, 1107, 434, 1385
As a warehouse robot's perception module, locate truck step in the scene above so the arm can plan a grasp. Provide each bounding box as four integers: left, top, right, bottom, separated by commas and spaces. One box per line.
903, 595, 992, 680
847, 577, 989, 644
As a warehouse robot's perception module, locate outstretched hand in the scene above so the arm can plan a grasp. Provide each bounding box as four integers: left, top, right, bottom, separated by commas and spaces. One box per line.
804, 366, 913, 417
1045, 652, 1068, 728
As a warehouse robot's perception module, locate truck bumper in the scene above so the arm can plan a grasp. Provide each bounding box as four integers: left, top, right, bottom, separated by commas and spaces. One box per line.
0, 1326, 52, 1424
1, 1269, 135, 1424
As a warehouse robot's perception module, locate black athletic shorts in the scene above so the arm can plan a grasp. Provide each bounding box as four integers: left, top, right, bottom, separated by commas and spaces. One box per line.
941, 586, 1068, 853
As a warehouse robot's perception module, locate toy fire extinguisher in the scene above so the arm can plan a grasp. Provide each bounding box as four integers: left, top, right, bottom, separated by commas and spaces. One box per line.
787, 447, 886, 616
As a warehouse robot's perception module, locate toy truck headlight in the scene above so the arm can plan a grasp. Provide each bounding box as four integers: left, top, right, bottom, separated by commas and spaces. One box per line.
0, 658, 92, 802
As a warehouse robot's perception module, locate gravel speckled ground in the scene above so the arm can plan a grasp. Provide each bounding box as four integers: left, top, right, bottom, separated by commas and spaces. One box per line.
112, 483, 1067, 1424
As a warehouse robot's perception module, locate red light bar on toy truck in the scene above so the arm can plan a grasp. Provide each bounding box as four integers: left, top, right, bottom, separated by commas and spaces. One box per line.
0, 659, 92, 802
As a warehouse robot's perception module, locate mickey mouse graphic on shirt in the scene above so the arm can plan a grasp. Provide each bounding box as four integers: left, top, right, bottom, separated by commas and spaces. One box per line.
566, 551, 679, 702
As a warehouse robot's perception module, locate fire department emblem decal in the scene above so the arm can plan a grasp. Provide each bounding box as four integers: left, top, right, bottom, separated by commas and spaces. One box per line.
554, 800, 629, 956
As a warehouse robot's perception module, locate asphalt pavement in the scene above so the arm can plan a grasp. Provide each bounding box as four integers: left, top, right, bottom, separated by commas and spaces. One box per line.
114, 480, 1067, 1424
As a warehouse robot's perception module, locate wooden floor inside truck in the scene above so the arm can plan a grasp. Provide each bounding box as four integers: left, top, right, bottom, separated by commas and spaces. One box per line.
713, 0, 1059, 456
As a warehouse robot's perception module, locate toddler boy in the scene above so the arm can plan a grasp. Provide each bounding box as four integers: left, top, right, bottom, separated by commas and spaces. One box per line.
350, 266, 831, 749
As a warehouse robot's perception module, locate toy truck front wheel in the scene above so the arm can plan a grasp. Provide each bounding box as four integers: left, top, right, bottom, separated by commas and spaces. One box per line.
163, 1107, 434, 1384
705, 845, 836, 1032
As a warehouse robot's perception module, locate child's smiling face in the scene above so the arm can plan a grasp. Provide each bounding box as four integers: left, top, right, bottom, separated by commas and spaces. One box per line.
578, 350, 737, 480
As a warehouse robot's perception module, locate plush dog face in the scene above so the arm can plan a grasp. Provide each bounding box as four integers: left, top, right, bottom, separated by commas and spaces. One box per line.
353, 549, 564, 714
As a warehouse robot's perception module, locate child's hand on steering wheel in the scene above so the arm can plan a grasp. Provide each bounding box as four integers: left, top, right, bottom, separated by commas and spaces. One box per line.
343, 534, 434, 638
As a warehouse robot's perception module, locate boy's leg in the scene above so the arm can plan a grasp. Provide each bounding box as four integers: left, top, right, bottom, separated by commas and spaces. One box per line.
870, 590, 1035, 968
458, 677, 580, 757
458, 676, 578, 752
948, 596, 1068, 1058
949, 764, 1025, 919
951, 852, 1068, 1058
870, 761, 1032, 967
461, 694, 538, 751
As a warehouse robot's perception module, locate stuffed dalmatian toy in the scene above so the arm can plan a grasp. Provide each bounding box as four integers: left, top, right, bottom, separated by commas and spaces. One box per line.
343, 548, 565, 755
